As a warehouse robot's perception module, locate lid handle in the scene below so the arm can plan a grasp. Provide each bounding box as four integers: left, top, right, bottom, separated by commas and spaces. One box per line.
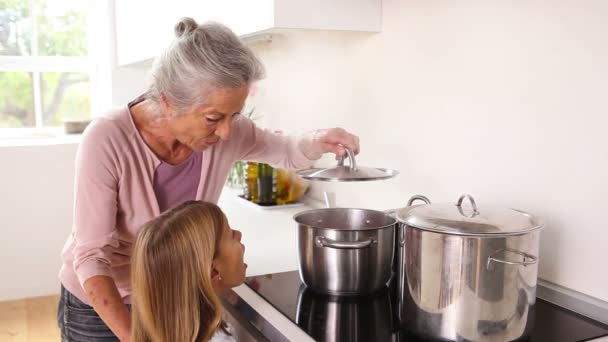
456, 194, 479, 218
407, 195, 431, 207
336, 146, 358, 171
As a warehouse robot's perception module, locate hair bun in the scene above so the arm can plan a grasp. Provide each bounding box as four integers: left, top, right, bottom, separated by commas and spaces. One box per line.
174, 17, 198, 38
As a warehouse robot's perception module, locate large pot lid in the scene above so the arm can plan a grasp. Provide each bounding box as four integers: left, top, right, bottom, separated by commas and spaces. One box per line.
395, 194, 543, 236
296, 147, 399, 182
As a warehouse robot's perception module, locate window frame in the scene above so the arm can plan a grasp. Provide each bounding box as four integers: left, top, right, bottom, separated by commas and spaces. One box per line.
0, 0, 105, 136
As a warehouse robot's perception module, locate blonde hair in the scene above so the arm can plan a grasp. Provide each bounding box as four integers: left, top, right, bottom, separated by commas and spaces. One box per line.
131, 201, 228, 342
145, 17, 265, 114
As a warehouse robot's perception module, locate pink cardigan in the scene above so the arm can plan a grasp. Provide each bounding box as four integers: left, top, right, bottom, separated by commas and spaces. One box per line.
59, 105, 313, 304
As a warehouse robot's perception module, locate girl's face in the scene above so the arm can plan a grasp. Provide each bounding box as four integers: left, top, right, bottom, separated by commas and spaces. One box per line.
212, 221, 247, 290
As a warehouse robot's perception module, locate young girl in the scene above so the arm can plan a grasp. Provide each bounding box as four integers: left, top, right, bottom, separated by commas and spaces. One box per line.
130, 201, 246, 341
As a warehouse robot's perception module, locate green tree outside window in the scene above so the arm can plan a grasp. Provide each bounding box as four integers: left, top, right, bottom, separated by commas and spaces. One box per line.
0, 0, 91, 129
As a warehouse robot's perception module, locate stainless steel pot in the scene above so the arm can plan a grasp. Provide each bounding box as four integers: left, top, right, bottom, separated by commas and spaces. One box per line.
295, 284, 394, 342
294, 207, 396, 295
395, 194, 543, 341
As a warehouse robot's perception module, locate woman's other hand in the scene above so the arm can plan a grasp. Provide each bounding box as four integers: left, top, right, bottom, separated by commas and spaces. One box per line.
298, 128, 360, 160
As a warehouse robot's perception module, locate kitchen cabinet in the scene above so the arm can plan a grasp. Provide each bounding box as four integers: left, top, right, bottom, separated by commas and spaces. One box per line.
114, 0, 381, 66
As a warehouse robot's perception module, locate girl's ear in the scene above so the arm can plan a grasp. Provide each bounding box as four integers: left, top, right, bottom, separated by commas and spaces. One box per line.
211, 261, 221, 282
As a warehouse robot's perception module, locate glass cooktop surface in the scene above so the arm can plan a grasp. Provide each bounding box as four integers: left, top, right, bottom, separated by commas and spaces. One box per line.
245, 271, 608, 342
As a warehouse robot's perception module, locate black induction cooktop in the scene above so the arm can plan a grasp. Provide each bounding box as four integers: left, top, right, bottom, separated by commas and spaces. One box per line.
245, 271, 608, 342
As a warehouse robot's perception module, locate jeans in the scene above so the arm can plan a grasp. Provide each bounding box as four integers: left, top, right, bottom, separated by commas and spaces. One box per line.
57, 285, 129, 342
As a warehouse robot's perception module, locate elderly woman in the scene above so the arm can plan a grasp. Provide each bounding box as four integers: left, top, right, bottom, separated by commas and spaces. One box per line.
57, 17, 359, 341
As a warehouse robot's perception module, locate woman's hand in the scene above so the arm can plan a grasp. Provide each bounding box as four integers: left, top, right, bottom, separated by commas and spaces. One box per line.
298, 128, 360, 160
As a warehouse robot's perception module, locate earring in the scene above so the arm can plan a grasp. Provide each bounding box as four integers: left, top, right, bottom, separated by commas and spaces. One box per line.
218, 275, 222, 281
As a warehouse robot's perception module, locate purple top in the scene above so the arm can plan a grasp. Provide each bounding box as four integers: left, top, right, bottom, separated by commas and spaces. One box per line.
153, 152, 202, 212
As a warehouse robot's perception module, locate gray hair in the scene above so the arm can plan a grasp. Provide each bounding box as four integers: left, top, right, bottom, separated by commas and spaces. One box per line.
145, 17, 265, 114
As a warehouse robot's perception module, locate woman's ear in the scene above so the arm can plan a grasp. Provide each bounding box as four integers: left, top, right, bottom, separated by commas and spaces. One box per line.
159, 94, 175, 118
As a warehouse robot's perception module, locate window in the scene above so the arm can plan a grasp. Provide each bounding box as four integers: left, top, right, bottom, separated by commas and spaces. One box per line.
0, 0, 94, 131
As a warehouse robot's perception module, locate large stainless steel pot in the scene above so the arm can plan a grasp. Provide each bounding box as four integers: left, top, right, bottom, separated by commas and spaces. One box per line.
294, 207, 396, 295
295, 284, 394, 342
395, 194, 543, 341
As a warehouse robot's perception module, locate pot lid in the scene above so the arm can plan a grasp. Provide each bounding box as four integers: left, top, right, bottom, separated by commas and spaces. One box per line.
296, 147, 399, 182
395, 194, 543, 236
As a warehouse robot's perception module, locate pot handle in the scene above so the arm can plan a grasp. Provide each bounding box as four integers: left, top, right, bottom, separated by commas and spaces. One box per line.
323, 191, 336, 208
487, 249, 539, 270
337, 146, 358, 171
456, 194, 480, 218
399, 195, 432, 246
407, 195, 431, 207
315, 236, 376, 249
384, 195, 431, 217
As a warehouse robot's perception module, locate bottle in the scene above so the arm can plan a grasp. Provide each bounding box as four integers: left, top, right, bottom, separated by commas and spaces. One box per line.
275, 168, 290, 205
257, 163, 276, 205
244, 162, 259, 203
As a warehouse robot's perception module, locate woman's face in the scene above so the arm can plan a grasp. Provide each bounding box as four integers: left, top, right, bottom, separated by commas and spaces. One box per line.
163, 86, 249, 151
212, 221, 247, 290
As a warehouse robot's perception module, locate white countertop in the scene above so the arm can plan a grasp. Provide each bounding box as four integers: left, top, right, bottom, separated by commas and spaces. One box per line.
218, 186, 318, 341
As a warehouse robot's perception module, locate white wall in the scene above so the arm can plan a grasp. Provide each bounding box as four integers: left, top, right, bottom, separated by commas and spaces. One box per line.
248, 0, 608, 302
0, 74, 146, 302
0, 144, 77, 300
106, 0, 150, 106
